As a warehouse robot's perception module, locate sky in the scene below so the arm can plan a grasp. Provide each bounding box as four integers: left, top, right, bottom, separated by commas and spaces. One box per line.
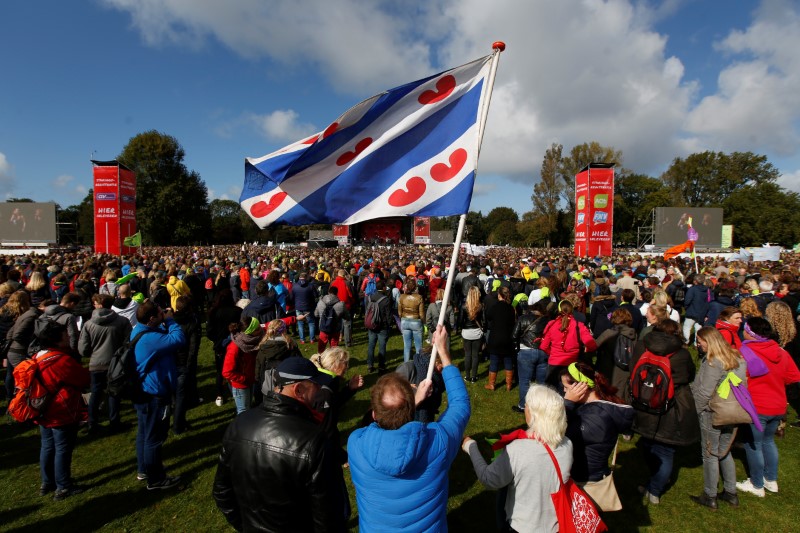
1, 0, 799, 220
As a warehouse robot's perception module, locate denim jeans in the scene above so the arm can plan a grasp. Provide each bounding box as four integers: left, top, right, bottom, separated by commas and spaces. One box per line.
342, 318, 352, 345
214, 350, 227, 399
401, 318, 423, 363
744, 414, 782, 488
489, 353, 513, 373
516, 348, 548, 408
367, 328, 389, 370
296, 310, 316, 342
463, 338, 481, 379
698, 411, 737, 496
640, 438, 676, 497
135, 395, 171, 483
89, 370, 120, 428
230, 386, 252, 415
40, 424, 79, 490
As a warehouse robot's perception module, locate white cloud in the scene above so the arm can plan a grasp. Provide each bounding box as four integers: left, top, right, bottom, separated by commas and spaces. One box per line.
53, 174, 74, 188
104, 0, 800, 195
777, 169, 800, 193
249, 110, 317, 143
0, 152, 15, 196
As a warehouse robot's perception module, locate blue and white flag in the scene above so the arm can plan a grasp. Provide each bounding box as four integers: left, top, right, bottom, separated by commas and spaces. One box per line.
241, 54, 494, 227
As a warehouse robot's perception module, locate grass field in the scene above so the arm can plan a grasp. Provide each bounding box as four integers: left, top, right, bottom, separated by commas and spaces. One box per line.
1, 323, 798, 532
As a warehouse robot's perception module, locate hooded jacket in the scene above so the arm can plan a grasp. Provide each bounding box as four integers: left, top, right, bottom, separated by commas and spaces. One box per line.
630, 331, 699, 446
131, 319, 186, 399
589, 296, 618, 338
348, 366, 470, 532
6, 307, 40, 366
706, 295, 735, 327
223, 331, 262, 389
112, 297, 139, 327
745, 339, 800, 416
715, 319, 742, 349
34, 348, 90, 428
43, 304, 79, 356
292, 278, 317, 313
565, 399, 634, 482
684, 283, 711, 322
78, 308, 132, 371
166, 276, 191, 310
540, 316, 598, 367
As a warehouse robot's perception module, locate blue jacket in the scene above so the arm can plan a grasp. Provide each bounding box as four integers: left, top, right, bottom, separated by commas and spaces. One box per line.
292, 279, 317, 313
348, 365, 470, 532
684, 283, 711, 321
132, 319, 186, 398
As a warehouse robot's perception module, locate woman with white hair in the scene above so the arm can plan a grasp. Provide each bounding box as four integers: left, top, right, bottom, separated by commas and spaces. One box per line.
462, 384, 573, 532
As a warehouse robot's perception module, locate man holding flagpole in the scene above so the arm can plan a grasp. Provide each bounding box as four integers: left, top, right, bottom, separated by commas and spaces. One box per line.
347, 325, 469, 531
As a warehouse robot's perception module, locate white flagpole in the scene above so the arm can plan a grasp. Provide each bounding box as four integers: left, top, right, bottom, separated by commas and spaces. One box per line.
426, 41, 505, 381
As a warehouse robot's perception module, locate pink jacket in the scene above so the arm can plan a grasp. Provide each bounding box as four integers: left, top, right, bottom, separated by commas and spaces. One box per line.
540, 316, 597, 366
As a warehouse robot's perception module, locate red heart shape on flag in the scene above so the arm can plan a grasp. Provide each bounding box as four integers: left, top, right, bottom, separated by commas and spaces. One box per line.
302, 134, 318, 145
323, 122, 339, 138
430, 148, 468, 182
388, 177, 426, 207
249, 192, 287, 218
336, 137, 373, 166
418, 75, 456, 105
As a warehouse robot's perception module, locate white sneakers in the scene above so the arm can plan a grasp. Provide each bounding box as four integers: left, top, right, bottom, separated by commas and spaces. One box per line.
736, 478, 765, 497
215, 396, 224, 407
764, 480, 779, 493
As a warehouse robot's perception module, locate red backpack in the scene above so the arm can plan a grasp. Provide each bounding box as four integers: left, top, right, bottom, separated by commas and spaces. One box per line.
8, 352, 59, 423
628, 349, 676, 415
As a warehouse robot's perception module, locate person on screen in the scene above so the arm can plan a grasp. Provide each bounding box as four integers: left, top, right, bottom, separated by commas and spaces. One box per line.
9, 207, 26, 237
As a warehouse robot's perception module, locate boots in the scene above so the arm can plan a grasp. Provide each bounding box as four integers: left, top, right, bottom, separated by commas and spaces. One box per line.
484, 372, 497, 391
505, 371, 514, 391
689, 493, 717, 510
717, 491, 739, 507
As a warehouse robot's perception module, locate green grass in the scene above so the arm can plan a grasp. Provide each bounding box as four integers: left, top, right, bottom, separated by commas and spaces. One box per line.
1, 325, 798, 532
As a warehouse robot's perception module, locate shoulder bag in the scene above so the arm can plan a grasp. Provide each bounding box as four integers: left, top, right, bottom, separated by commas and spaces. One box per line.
543, 442, 607, 533
709, 372, 754, 427
577, 440, 622, 512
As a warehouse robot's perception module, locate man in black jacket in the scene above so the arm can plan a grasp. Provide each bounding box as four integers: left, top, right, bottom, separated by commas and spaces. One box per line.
366, 280, 393, 373
213, 357, 346, 532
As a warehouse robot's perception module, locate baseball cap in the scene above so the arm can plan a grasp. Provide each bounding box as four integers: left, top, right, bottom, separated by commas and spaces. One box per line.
276, 357, 332, 386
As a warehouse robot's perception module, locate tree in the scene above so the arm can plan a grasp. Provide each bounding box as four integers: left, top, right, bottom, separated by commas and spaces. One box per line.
531, 143, 565, 247
660, 151, 779, 207
210, 199, 246, 244
614, 173, 671, 243
118, 130, 211, 245
466, 211, 486, 244
722, 182, 800, 246
485, 207, 520, 245
517, 210, 550, 246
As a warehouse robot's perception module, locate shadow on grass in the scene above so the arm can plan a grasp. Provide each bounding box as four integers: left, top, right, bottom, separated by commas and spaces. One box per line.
0, 505, 43, 528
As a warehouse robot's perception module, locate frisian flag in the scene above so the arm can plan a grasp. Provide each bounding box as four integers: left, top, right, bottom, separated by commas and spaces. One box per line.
240, 54, 493, 227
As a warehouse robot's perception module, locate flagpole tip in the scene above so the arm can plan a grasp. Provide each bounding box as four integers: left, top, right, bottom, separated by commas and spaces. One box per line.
492, 41, 506, 52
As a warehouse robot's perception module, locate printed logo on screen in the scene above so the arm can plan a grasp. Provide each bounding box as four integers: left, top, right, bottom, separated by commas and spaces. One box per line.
593, 211, 608, 224
96, 193, 116, 201
593, 194, 608, 208
577, 196, 585, 210
577, 213, 585, 225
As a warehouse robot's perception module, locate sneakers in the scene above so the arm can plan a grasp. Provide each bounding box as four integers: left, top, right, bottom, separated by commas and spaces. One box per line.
215, 397, 223, 407
137, 472, 148, 481
299, 340, 305, 344
147, 476, 181, 491
638, 485, 660, 505
764, 480, 779, 493
53, 486, 84, 501
511, 405, 525, 413
736, 478, 765, 497
39, 484, 55, 496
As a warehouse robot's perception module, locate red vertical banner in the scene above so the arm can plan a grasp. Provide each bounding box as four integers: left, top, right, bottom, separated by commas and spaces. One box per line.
118, 167, 137, 254
587, 165, 614, 257
574, 171, 589, 257
93, 161, 137, 255
332, 224, 349, 245
414, 217, 431, 244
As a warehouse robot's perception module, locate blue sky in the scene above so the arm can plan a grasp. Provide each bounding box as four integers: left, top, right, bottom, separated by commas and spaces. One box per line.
1, 0, 798, 220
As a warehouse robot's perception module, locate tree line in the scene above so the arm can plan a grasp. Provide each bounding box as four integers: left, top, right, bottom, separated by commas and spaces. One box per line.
55, 131, 800, 247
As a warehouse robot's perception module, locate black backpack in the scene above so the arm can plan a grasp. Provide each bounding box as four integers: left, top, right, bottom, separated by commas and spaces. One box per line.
106, 330, 156, 401
364, 295, 387, 331
672, 286, 686, 307
613, 333, 635, 370
318, 301, 337, 335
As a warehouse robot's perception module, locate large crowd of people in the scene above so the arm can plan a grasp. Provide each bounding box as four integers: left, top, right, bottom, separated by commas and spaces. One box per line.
2, 244, 800, 531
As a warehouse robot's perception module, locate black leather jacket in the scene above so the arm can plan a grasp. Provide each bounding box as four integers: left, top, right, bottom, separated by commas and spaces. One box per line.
213, 392, 347, 532
513, 312, 550, 349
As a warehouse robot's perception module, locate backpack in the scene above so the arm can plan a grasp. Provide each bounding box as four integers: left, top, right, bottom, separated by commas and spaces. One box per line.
364, 276, 377, 297
318, 301, 337, 334
628, 349, 676, 414
205, 277, 213, 290
364, 295, 387, 331
612, 333, 635, 371
8, 353, 57, 423
672, 286, 686, 307
106, 330, 156, 400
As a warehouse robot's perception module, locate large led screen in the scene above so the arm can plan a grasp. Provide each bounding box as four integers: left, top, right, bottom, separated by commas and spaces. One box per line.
654, 207, 723, 248
0, 202, 57, 242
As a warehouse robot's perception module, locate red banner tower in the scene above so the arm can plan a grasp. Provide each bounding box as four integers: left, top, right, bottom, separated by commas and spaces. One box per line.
92, 160, 137, 255
574, 163, 614, 257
